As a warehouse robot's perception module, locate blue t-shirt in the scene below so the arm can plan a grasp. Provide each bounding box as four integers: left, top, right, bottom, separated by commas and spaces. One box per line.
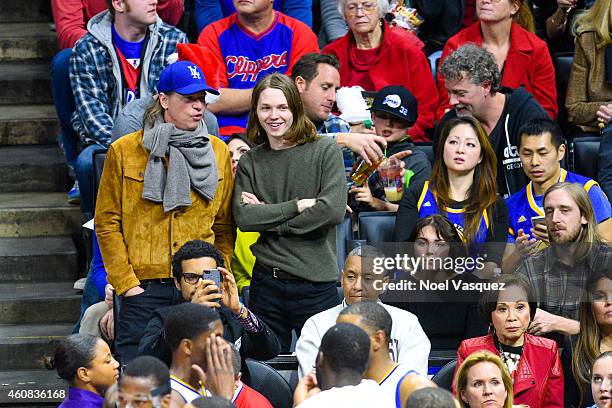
112, 26, 145, 104
417, 181, 491, 245
506, 169, 611, 243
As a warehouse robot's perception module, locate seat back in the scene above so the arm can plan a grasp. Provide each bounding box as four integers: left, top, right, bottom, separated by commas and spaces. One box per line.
413, 143, 434, 166
553, 53, 574, 135
431, 359, 457, 392
335, 214, 354, 272
570, 136, 601, 180
358, 211, 396, 243
92, 149, 108, 210
245, 358, 293, 408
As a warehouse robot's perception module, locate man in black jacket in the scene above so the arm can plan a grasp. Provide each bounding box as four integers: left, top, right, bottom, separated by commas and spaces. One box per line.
436, 44, 550, 197
138, 240, 280, 369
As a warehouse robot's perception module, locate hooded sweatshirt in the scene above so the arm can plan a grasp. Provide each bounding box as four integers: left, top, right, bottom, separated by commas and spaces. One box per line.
69, 11, 187, 146
436, 87, 549, 197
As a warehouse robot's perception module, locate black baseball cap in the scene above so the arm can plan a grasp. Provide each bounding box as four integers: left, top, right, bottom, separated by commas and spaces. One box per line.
370, 86, 418, 124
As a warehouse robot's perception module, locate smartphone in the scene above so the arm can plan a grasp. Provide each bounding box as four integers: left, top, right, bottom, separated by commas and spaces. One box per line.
203, 268, 222, 288
531, 215, 546, 227
203, 268, 222, 303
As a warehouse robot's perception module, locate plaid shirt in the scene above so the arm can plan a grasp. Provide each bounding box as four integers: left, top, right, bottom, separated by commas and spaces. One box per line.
69, 11, 187, 147
317, 113, 355, 177
516, 243, 611, 320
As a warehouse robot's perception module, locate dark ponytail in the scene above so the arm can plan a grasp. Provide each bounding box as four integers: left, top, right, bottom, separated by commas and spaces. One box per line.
51, 334, 99, 384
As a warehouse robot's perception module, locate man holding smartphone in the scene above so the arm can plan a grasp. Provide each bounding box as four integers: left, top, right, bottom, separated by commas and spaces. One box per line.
502, 119, 611, 272
139, 240, 280, 370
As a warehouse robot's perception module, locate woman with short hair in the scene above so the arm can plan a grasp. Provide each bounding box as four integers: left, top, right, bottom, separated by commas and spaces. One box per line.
322, 0, 438, 142
454, 275, 564, 407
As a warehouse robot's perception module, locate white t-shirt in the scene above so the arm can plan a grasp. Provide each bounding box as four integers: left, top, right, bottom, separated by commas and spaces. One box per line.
170, 375, 210, 403
296, 380, 391, 408
296, 300, 431, 378
378, 364, 418, 408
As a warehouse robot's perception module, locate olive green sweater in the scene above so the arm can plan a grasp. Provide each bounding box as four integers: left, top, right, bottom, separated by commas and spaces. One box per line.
232, 136, 347, 282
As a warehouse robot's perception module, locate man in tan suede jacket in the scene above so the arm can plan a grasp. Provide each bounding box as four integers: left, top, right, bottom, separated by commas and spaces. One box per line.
95, 61, 234, 364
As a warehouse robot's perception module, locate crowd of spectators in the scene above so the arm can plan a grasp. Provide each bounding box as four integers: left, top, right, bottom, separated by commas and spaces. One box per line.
44, 0, 612, 407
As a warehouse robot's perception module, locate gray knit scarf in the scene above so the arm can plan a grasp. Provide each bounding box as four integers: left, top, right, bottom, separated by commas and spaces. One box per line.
142, 116, 218, 212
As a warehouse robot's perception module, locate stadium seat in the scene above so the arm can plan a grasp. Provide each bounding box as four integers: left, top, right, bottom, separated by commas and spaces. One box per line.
92, 149, 108, 210
245, 358, 294, 408
570, 135, 601, 181
358, 211, 396, 243
413, 143, 434, 166
335, 214, 354, 273
431, 359, 457, 391
553, 52, 574, 135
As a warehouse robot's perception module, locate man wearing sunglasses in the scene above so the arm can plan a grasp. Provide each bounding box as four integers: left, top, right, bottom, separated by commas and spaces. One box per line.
138, 240, 280, 374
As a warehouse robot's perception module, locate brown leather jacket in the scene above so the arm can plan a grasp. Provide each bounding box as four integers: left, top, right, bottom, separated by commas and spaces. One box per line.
95, 130, 235, 295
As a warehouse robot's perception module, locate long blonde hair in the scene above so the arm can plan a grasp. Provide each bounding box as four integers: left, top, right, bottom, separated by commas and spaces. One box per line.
455, 351, 514, 408
572, 269, 612, 406
573, 0, 612, 46
543, 182, 601, 261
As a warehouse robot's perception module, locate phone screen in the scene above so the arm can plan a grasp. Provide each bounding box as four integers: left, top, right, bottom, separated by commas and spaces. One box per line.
531, 216, 546, 227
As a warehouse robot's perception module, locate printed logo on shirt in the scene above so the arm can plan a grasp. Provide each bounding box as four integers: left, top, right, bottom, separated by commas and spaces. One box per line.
126, 58, 141, 69
226, 51, 288, 82
518, 215, 526, 223
126, 90, 136, 104
454, 223, 466, 242
422, 201, 431, 207
188, 65, 201, 79
503, 144, 522, 169
383, 94, 401, 109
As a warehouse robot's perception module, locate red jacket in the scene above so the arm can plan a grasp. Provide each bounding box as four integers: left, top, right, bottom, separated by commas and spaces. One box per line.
453, 333, 564, 408
436, 22, 557, 120
51, 0, 184, 49
323, 24, 438, 142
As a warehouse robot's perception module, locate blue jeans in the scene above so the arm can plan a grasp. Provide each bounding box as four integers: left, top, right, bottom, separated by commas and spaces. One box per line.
72, 265, 104, 334
51, 48, 79, 170
76, 144, 107, 214
599, 130, 612, 200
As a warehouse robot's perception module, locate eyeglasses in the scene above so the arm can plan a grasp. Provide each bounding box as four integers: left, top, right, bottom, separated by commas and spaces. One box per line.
181, 272, 204, 285
344, 2, 377, 15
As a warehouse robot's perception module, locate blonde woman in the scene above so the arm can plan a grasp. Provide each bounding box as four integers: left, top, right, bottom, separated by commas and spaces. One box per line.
566, 0, 612, 132
455, 350, 529, 408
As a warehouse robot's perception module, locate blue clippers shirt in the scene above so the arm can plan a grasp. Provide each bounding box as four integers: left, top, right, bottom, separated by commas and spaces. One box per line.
198, 12, 318, 134
417, 181, 490, 245
506, 169, 611, 243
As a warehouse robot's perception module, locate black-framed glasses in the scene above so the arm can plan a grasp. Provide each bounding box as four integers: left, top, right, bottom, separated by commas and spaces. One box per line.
181, 272, 204, 285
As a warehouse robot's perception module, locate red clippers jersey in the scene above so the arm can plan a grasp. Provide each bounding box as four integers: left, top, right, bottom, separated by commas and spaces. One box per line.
198, 11, 318, 133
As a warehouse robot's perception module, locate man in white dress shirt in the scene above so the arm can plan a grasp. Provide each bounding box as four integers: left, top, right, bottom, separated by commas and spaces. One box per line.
296, 245, 431, 378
